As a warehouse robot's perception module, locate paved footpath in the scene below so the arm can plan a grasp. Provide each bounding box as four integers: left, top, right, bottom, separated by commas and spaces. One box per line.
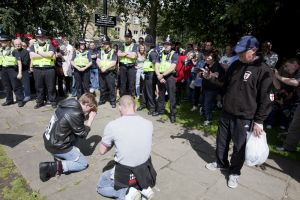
0, 97, 300, 200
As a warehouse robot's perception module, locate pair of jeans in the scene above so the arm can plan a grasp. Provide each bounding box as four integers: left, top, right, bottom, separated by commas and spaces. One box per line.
96, 169, 127, 200
21, 70, 31, 98
135, 67, 144, 97
284, 104, 300, 151
53, 146, 88, 173
202, 90, 218, 121
90, 68, 99, 90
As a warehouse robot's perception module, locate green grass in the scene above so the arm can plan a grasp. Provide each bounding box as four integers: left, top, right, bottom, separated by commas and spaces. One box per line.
152, 100, 300, 161
0, 145, 46, 200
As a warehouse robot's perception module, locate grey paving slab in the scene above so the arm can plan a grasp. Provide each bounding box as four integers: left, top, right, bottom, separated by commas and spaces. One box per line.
1, 98, 300, 200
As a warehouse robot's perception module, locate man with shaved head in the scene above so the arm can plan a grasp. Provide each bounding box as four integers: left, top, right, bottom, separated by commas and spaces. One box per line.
96, 95, 156, 200
14, 39, 31, 102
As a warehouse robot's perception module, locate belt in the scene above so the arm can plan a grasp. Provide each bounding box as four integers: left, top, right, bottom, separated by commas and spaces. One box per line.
2, 65, 17, 68
120, 63, 135, 67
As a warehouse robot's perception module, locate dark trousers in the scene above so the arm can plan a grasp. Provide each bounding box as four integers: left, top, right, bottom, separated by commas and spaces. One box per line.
99, 71, 116, 104
74, 69, 90, 99
119, 63, 136, 97
57, 75, 72, 96
1, 68, 24, 103
176, 81, 187, 104
157, 75, 176, 116
140, 72, 156, 112
33, 68, 56, 104
193, 86, 202, 107
216, 113, 252, 175
284, 104, 300, 151
202, 90, 218, 121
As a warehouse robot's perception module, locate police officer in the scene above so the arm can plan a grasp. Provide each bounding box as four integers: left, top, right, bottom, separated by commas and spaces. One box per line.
0, 31, 24, 107
155, 35, 178, 123
117, 29, 138, 97
30, 27, 57, 109
96, 35, 117, 108
71, 38, 92, 99
137, 34, 159, 115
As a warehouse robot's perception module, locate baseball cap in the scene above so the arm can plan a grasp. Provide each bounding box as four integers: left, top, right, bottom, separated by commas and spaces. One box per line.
234, 35, 259, 54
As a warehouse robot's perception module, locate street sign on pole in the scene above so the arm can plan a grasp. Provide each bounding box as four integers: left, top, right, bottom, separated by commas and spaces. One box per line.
95, 14, 116, 27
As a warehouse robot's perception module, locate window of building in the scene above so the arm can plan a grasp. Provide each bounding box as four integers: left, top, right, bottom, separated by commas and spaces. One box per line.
133, 16, 140, 25
133, 30, 138, 35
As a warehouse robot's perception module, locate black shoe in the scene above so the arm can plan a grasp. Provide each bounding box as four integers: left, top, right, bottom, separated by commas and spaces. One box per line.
51, 102, 57, 109
39, 162, 58, 182
18, 101, 25, 107
34, 103, 44, 109
148, 111, 154, 115
170, 116, 176, 123
2, 101, 14, 106
152, 111, 161, 116
98, 101, 106, 106
137, 106, 146, 111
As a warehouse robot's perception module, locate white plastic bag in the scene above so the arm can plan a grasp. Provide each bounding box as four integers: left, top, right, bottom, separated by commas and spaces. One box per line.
245, 131, 269, 166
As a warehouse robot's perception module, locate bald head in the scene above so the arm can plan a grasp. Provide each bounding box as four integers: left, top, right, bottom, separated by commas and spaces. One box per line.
118, 95, 136, 115
14, 39, 22, 50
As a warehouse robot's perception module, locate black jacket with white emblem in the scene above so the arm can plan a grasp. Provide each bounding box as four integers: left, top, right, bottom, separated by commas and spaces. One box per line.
43, 98, 90, 154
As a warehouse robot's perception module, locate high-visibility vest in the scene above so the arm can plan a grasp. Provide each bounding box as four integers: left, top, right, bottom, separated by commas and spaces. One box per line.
1, 48, 17, 67
99, 49, 116, 71
159, 50, 175, 73
143, 49, 155, 72
119, 43, 136, 64
31, 44, 55, 67
73, 50, 89, 67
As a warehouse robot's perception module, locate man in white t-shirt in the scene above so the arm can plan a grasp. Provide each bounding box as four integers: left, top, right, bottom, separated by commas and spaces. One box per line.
96, 95, 156, 200
219, 44, 239, 71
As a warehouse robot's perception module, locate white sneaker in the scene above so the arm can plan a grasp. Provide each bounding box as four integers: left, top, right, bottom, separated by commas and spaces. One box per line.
190, 106, 197, 111
205, 162, 227, 171
141, 187, 154, 199
203, 120, 211, 126
228, 174, 239, 188
266, 125, 272, 129
89, 88, 95, 93
125, 187, 142, 200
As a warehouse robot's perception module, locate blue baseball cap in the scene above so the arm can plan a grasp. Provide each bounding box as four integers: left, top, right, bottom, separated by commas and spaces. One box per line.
234, 35, 259, 53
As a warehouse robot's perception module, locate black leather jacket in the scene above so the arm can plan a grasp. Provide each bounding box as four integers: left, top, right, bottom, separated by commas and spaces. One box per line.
43, 98, 90, 154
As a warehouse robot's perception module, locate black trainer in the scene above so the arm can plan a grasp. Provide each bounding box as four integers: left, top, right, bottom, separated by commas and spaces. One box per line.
39, 161, 58, 182
2, 101, 14, 106
34, 103, 44, 109
137, 106, 146, 111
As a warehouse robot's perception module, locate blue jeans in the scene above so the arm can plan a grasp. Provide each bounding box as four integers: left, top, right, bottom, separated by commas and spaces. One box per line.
53, 146, 88, 173
96, 169, 127, 200
71, 74, 77, 97
135, 68, 144, 97
22, 70, 31, 98
90, 68, 99, 90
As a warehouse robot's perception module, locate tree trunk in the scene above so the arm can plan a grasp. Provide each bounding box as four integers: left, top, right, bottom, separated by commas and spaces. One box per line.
149, 0, 158, 44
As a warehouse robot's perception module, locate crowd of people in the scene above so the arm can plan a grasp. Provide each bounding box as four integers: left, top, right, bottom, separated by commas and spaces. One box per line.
1, 26, 299, 198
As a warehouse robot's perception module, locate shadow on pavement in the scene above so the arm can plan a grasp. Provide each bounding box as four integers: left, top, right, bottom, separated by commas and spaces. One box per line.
0, 133, 32, 148
74, 135, 102, 156
262, 153, 300, 183
170, 128, 216, 163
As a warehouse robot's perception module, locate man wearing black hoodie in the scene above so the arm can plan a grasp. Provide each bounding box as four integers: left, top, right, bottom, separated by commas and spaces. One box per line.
39, 93, 97, 182
203, 36, 273, 189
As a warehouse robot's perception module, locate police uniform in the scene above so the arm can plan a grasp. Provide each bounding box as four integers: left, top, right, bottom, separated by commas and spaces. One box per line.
71, 39, 92, 99
0, 33, 24, 107
156, 35, 178, 123
137, 35, 159, 115
118, 29, 138, 97
97, 35, 117, 108
30, 27, 56, 109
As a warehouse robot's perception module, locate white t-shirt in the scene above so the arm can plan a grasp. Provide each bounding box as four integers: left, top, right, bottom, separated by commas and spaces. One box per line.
101, 115, 153, 167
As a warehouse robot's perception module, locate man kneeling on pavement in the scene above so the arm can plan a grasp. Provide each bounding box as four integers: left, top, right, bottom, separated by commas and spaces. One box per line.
97, 95, 156, 200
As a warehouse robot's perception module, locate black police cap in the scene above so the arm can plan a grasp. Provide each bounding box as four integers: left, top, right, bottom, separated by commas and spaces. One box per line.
124, 29, 132, 38
35, 27, 47, 37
